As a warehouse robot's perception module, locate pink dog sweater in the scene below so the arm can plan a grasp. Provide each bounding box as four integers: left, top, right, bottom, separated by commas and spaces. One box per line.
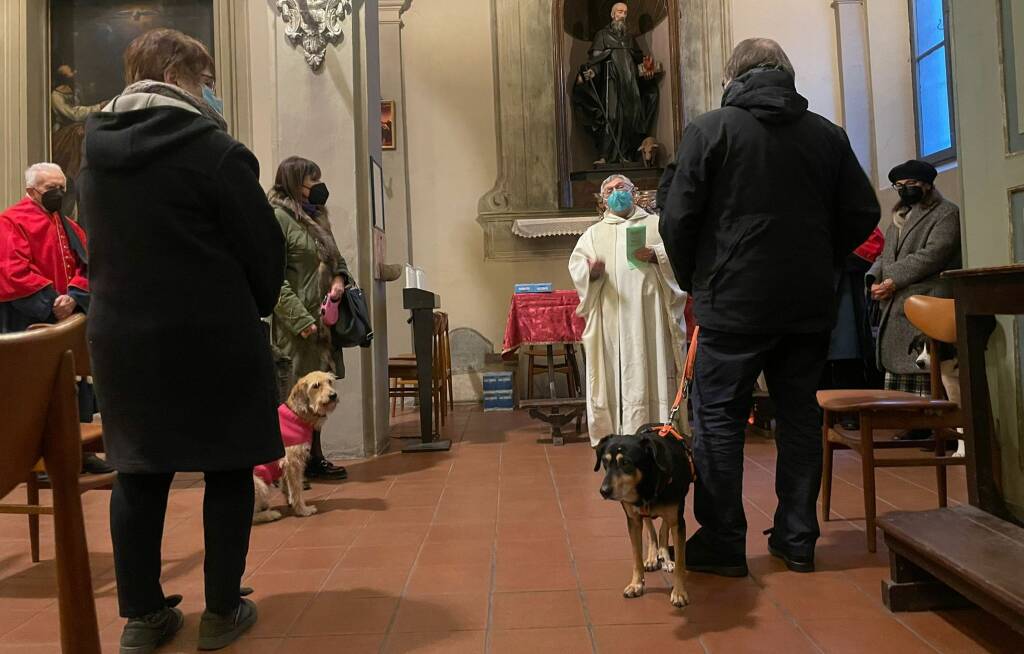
253, 404, 314, 484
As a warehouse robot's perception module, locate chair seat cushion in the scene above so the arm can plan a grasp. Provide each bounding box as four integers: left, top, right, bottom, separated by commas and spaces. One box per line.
817, 389, 958, 413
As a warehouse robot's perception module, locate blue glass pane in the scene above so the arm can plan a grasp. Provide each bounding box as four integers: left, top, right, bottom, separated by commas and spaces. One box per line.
917, 46, 952, 157
914, 0, 945, 56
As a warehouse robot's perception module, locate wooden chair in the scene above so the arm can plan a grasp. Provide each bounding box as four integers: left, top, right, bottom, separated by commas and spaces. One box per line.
817, 295, 966, 552
6, 320, 116, 562
0, 314, 101, 653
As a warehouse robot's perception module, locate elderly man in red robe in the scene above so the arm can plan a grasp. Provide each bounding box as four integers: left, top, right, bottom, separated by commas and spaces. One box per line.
0, 162, 113, 474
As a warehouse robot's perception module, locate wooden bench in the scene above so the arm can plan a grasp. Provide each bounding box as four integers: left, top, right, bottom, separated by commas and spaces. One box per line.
879, 505, 1024, 636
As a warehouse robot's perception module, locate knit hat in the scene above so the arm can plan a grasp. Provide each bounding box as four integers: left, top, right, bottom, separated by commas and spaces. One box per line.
888, 159, 937, 185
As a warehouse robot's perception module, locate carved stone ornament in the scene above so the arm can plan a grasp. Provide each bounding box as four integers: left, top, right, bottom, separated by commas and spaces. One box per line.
277, 0, 352, 70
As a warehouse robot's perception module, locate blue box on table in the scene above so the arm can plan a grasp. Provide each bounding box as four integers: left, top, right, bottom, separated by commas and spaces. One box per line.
514, 283, 553, 294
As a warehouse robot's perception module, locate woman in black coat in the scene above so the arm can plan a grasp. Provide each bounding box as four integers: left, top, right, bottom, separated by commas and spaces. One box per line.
78, 29, 284, 651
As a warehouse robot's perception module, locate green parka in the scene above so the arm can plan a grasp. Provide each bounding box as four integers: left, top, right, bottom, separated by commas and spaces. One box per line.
269, 191, 351, 384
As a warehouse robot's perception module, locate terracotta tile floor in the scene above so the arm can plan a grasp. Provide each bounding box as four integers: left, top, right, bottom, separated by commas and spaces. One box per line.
0, 406, 1020, 653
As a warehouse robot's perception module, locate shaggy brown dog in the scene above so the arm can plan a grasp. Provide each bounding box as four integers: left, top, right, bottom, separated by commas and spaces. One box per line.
252, 371, 338, 524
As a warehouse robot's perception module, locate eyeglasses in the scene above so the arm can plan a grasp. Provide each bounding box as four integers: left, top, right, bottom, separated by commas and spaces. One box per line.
199, 73, 216, 91
891, 182, 923, 191
601, 184, 634, 197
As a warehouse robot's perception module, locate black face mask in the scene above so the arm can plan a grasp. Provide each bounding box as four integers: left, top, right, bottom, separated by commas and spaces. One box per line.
897, 185, 925, 206
308, 182, 329, 206
40, 188, 64, 214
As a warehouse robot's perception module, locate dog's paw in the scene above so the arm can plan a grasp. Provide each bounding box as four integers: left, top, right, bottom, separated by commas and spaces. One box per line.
660, 557, 676, 573
253, 509, 283, 525
669, 587, 689, 608
294, 504, 317, 517
644, 556, 661, 572
622, 582, 645, 599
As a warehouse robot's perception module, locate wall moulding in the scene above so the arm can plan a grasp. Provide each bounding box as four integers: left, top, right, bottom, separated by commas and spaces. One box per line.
477, 0, 730, 261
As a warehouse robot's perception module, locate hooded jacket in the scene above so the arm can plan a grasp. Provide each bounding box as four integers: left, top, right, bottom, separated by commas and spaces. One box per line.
78, 92, 286, 473
657, 68, 880, 334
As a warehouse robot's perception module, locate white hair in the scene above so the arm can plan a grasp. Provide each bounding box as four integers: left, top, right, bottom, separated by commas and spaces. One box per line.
25, 162, 64, 188
600, 174, 634, 193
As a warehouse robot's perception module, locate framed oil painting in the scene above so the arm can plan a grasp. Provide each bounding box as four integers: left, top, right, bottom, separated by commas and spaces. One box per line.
381, 100, 396, 150
49, 0, 214, 210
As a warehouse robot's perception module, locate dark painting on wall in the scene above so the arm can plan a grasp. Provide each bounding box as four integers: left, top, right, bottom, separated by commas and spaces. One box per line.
49, 0, 214, 209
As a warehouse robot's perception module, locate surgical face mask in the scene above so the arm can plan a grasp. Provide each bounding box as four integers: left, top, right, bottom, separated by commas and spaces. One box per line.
40, 188, 65, 214
897, 185, 925, 205
606, 189, 633, 214
308, 182, 330, 206
202, 85, 224, 116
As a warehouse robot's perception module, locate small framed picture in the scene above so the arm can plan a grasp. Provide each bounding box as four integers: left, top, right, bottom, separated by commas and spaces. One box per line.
381, 100, 396, 150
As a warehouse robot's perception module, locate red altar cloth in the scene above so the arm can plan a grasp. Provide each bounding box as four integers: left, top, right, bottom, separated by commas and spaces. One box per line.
501, 290, 585, 355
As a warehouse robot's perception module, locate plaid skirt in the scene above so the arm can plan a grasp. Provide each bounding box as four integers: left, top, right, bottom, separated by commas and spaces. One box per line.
884, 372, 930, 397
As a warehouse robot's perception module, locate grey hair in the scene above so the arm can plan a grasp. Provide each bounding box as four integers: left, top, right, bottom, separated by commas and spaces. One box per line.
611, 2, 627, 17
724, 38, 795, 80
24, 162, 64, 188
600, 174, 634, 193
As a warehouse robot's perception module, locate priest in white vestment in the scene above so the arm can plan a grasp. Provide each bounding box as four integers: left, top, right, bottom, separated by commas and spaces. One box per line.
569, 174, 688, 446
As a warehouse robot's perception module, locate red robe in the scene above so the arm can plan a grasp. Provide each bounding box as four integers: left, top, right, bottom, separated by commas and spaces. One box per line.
853, 227, 884, 264
0, 196, 89, 302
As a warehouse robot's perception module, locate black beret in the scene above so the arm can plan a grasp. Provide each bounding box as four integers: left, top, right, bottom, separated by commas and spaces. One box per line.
888, 159, 937, 185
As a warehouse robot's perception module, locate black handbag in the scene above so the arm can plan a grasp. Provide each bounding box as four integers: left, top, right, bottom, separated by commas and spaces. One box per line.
332, 285, 374, 348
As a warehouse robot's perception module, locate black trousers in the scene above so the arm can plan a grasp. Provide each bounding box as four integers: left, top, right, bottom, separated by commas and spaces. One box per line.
110, 469, 255, 618
691, 328, 829, 558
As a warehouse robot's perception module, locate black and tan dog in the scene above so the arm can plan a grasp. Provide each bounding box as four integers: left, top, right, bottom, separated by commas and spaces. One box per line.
594, 425, 693, 607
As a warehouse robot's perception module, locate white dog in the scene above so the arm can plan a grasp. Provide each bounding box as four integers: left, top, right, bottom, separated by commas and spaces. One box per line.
911, 337, 964, 458
252, 371, 339, 523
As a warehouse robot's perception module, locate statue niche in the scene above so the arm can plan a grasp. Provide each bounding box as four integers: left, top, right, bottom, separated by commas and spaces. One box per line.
556, 0, 682, 210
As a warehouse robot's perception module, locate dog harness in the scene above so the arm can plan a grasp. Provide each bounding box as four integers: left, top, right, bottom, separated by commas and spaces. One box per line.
253, 404, 314, 484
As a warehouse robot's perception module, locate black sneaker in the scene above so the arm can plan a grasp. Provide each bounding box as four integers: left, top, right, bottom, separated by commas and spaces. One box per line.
119, 604, 184, 654
764, 528, 815, 573
198, 597, 258, 651
305, 457, 348, 480
684, 530, 749, 577
83, 453, 115, 474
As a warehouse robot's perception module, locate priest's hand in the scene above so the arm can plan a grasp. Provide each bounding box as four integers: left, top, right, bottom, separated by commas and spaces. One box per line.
53, 295, 76, 321
634, 247, 658, 263
588, 259, 606, 281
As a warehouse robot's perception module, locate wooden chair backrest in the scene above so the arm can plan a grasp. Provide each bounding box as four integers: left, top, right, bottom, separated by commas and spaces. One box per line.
904, 296, 956, 401
0, 315, 85, 498
0, 314, 101, 653
28, 316, 91, 378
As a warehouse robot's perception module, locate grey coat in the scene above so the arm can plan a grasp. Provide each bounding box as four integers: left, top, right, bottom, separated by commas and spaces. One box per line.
866, 190, 961, 375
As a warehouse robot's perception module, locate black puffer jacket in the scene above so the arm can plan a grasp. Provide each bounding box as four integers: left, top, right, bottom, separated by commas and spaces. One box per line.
657, 68, 880, 334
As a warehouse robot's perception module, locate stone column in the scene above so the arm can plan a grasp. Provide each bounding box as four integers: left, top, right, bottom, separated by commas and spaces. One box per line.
250, 1, 389, 457
379, 0, 414, 356
833, 0, 877, 182
0, 0, 47, 205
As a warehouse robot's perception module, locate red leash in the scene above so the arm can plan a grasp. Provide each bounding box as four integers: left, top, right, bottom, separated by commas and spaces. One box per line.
652, 326, 699, 479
